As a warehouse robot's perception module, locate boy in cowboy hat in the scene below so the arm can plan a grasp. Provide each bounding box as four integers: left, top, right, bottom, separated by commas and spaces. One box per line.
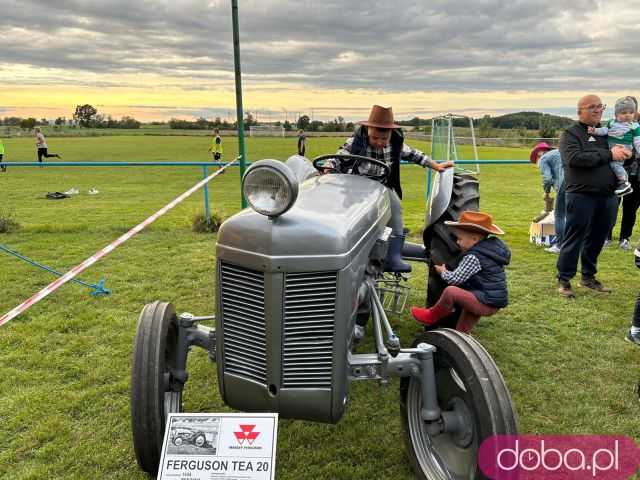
411, 211, 511, 333
329, 105, 454, 273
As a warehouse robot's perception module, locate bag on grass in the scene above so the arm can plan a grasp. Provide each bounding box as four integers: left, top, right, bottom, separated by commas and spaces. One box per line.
46, 192, 69, 200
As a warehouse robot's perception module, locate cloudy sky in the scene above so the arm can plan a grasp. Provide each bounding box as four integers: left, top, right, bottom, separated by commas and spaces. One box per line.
2, 0, 640, 122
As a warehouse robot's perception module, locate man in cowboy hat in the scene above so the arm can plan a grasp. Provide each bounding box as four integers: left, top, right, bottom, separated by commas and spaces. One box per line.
329, 105, 454, 273
410, 211, 511, 333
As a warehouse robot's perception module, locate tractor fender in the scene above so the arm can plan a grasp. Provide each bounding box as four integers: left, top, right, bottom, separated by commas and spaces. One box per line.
425, 167, 455, 228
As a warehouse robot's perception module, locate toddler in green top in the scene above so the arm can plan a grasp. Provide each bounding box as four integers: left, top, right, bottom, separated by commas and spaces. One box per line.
589, 96, 640, 197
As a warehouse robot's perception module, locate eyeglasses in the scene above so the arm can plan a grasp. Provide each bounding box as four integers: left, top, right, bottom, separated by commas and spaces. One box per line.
581, 104, 607, 112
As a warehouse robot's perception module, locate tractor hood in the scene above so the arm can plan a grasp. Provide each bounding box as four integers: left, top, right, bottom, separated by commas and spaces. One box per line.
217, 174, 390, 271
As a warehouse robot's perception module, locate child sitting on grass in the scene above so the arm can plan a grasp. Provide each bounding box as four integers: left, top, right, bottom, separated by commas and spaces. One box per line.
411, 211, 511, 333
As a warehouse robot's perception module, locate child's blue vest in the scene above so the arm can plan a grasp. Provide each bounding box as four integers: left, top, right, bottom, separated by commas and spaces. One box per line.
348, 125, 404, 198
463, 236, 511, 308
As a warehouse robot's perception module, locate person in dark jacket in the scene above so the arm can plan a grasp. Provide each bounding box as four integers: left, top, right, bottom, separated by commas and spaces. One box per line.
411, 211, 510, 334
626, 245, 640, 346
297, 129, 306, 156
556, 94, 632, 298
328, 105, 453, 273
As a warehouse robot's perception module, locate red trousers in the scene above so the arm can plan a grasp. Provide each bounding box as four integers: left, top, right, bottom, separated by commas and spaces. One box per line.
435, 286, 498, 333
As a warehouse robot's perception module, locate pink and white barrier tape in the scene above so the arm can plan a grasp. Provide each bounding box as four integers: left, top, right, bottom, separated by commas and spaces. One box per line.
0, 161, 237, 327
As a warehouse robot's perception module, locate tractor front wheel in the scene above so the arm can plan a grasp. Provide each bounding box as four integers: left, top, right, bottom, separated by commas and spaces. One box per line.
400, 329, 518, 480
131, 301, 186, 475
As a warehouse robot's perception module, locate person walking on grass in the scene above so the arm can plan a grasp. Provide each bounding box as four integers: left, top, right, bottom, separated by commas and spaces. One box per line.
297, 129, 306, 156
34, 127, 61, 164
0, 137, 6, 172
208, 128, 224, 173
556, 94, 631, 298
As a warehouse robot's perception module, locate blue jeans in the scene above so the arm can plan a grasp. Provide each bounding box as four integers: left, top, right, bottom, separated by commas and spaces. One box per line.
610, 161, 628, 183
554, 182, 566, 246
557, 193, 618, 282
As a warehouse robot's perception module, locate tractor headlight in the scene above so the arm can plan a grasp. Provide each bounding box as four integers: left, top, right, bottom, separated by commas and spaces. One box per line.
242, 160, 299, 217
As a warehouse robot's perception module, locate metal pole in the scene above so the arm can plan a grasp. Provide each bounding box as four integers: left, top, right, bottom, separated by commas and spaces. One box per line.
446, 114, 452, 164
469, 116, 481, 174
426, 117, 436, 200
203, 166, 211, 223
231, 0, 247, 208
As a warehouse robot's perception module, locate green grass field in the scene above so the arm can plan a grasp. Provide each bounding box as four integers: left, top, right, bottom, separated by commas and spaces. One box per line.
1, 135, 639, 479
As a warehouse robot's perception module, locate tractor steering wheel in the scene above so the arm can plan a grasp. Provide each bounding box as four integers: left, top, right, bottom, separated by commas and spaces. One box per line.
312, 154, 391, 182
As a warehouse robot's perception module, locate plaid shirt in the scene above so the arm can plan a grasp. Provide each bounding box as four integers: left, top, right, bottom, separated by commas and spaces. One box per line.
441, 254, 482, 285
329, 136, 433, 176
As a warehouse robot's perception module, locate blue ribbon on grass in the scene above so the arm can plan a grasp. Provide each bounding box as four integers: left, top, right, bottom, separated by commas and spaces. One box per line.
0, 244, 111, 296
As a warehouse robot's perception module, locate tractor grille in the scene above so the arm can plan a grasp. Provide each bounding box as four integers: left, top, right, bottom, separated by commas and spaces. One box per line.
282, 272, 337, 388
219, 263, 267, 385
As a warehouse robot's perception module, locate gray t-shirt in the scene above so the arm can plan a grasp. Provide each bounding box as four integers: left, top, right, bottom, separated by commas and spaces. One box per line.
36, 132, 47, 149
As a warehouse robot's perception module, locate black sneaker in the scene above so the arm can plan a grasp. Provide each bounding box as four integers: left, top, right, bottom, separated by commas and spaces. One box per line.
615, 181, 633, 197
558, 280, 575, 298
579, 277, 611, 293
625, 329, 640, 346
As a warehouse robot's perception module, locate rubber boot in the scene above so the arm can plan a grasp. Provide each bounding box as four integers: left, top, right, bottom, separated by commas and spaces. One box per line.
411, 303, 451, 326
384, 234, 412, 273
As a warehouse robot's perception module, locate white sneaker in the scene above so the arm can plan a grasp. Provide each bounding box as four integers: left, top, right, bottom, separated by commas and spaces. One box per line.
64, 188, 79, 195
620, 239, 631, 251
545, 244, 561, 254
88, 188, 99, 195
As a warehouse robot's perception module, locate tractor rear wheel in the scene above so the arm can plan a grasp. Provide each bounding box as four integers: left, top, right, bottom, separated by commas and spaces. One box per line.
423, 174, 479, 328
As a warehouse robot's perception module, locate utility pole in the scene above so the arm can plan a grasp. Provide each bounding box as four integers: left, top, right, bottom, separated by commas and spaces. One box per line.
231, 0, 247, 208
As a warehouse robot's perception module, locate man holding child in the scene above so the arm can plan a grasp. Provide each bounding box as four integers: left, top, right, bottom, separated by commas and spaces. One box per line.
556, 94, 631, 298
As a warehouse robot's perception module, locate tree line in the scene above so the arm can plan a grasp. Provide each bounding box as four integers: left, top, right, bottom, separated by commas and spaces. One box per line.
167, 112, 356, 132
1, 107, 574, 137
0, 104, 141, 129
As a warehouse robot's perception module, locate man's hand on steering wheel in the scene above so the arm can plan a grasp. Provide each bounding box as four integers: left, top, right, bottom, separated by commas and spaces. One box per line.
312, 154, 390, 182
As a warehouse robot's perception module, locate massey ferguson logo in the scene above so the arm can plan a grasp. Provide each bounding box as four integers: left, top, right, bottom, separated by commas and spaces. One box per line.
234, 424, 260, 445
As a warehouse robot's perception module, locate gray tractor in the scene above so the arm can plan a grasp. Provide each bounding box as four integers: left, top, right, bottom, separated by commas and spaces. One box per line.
131, 154, 517, 479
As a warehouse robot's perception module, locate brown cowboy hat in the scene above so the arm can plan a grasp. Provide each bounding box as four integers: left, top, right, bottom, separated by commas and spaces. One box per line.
444, 211, 505, 235
358, 105, 400, 129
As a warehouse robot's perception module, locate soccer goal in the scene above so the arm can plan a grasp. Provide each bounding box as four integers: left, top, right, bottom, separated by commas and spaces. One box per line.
249, 125, 285, 137
431, 114, 480, 175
